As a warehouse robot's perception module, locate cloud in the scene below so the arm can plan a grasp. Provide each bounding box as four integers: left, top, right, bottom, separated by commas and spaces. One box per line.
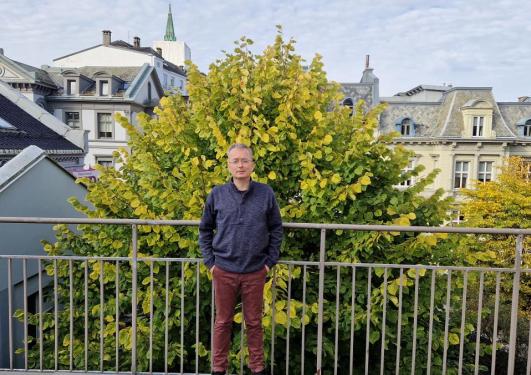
1, 0, 530, 100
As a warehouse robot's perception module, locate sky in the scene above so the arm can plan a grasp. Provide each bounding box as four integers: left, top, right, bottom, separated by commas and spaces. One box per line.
1, 0, 530, 101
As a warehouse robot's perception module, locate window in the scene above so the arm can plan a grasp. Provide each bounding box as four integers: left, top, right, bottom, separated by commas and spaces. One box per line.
451, 210, 465, 226
99, 80, 109, 96
95, 156, 114, 167
148, 82, 152, 102
342, 98, 354, 112
401, 118, 412, 136
170, 77, 175, 87
65, 112, 80, 128
454, 161, 469, 189
478, 161, 493, 183
97, 113, 113, 139
399, 159, 416, 187
524, 119, 531, 137
66, 80, 76, 95
472, 116, 484, 137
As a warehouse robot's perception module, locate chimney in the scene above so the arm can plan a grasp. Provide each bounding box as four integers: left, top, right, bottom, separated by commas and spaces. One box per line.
0, 48, 4, 55
365, 54, 370, 69
156, 47, 162, 56
102, 30, 111, 46
133, 36, 140, 48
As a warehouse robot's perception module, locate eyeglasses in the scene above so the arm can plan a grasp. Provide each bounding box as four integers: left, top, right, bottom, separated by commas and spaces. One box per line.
229, 158, 253, 165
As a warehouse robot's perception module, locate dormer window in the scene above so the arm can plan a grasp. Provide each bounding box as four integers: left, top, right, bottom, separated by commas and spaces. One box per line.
472, 116, 484, 137
517, 118, 531, 137
66, 80, 77, 95
395, 117, 416, 136
99, 80, 109, 96
525, 120, 531, 137
461, 99, 494, 138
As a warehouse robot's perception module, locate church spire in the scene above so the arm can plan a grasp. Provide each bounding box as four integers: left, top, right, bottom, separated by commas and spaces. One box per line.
164, 4, 176, 41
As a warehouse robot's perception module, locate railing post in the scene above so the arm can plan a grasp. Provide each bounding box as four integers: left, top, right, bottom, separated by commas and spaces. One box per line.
508, 234, 524, 375
316, 228, 326, 375
131, 224, 138, 374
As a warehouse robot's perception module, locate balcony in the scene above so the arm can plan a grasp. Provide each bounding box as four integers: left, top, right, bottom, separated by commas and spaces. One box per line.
0, 217, 529, 374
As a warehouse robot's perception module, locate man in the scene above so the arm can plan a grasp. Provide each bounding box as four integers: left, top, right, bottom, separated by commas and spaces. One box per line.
199, 143, 283, 375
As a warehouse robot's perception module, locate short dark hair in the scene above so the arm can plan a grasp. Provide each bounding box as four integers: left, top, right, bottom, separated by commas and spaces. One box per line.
227, 143, 253, 159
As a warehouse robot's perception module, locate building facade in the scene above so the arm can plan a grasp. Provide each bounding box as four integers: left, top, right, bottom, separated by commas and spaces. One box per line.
341, 57, 531, 214
0, 6, 189, 170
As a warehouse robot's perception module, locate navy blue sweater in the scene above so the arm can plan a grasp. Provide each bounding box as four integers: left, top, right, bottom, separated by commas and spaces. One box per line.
199, 180, 283, 273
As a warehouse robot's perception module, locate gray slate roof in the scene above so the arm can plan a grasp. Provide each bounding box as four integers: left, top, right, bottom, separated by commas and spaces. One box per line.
0, 93, 83, 153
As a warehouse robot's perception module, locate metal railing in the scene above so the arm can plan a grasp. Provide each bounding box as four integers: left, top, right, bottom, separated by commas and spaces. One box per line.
0, 217, 530, 375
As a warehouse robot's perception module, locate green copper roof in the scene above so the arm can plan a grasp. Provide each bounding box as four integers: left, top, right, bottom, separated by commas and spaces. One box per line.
164, 4, 176, 41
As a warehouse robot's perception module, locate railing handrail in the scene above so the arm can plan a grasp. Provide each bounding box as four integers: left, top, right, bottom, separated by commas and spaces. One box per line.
0, 216, 529, 235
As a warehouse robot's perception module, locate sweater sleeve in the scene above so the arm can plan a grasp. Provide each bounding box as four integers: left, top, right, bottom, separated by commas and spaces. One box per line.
265, 190, 283, 268
198, 192, 216, 269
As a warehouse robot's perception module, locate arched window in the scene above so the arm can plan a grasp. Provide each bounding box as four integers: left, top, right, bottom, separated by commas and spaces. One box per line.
395, 117, 416, 136
342, 98, 354, 115
516, 117, 531, 137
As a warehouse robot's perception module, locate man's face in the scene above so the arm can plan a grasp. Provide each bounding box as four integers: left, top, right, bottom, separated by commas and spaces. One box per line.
227, 148, 254, 180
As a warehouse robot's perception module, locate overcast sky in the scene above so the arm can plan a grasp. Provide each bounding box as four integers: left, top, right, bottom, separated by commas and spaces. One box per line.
1, 0, 529, 101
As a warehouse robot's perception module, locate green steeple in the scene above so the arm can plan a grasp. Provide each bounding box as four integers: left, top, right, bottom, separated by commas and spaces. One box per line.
164, 4, 176, 41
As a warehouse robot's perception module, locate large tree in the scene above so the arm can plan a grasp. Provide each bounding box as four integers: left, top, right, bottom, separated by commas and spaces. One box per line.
20, 30, 481, 374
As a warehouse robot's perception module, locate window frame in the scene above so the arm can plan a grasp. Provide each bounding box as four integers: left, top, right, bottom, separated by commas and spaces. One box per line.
478, 161, 493, 183
472, 116, 484, 137
96, 112, 114, 139
64, 111, 81, 129
454, 160, 469, 189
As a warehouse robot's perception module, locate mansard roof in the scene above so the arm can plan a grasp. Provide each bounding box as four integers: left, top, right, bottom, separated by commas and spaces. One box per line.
0, 54, 57, 89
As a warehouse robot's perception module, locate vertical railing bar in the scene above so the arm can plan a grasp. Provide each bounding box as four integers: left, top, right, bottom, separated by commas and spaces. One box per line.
196, 263, 200, 375
334, 266, 341, 375
349, 267, 356, 375
301, 264, 307, 375
23, 258, 28, 370
526, 318, 531, 375
394, 268, 404, 375
180, 262, 185, 375
84, 260, 88, 371
38, 258, 43, 371
115, 260, 120, 372
365, 267, 372, 375
8, 258, 13, 370
442, 271, 452, 375
379, 268, 388, 375
458, 271, 469, 375
316, 228, 326, 375
165, 261, 169, 375
271, 267, 277, 375
410, 268, 420, 375
99, 259, 104, 372
491, 272, 501, 375
69, 259, 74, 371
240, 309, 244, 375
508, 234, 524, 375
54, 259, 58, 371
149, 261, 154, 374
426, 269, 436, 375
131, 224, 138, 374
286, 264, 293, 375
474, 272, 485, 375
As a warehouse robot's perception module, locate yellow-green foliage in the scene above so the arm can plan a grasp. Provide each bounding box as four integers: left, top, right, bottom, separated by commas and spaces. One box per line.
20, 30, 477, 374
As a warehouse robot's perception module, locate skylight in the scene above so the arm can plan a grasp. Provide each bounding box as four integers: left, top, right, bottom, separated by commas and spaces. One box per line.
0, 116, 17, 130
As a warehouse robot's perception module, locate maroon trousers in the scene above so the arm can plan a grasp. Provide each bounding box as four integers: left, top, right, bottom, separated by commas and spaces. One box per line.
211, 266, 267, 373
